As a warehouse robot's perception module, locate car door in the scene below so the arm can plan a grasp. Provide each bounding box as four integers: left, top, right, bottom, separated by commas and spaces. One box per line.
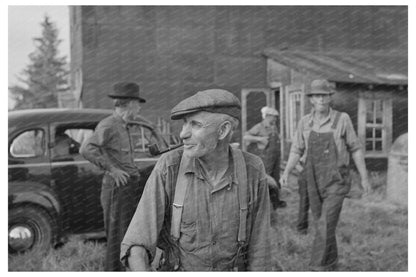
49, 122, 104, 234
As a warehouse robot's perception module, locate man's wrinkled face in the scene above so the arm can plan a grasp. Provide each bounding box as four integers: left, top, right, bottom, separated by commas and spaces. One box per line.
126, 100, 141, 119
309, 94, 331, 112
179, 111, 220, 158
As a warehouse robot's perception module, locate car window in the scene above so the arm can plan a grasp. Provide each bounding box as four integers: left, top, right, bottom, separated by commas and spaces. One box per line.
10, 129, 45, 158
52, 128, 93, 158
129, 125, 164, 156
64, 129, 93, 146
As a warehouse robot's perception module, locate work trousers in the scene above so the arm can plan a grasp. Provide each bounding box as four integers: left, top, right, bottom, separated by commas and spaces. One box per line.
260, 136, 282, 207
296, 170, 309, 232
101, 174, 142, 271
305, 130, 350, 269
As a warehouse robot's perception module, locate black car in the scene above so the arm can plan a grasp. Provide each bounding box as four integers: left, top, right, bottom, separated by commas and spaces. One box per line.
8, 108, 168, 253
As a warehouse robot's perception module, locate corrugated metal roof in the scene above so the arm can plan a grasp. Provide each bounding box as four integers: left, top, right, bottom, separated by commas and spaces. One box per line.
263, 48, 408, 85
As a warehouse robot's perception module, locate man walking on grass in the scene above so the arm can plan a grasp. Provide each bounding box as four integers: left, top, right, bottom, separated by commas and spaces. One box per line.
280, 79, 370, 271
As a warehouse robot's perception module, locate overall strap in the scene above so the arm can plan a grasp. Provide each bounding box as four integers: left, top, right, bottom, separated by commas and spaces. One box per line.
331, 111, 341, 130
170, 154, 189, 241
232, 148, 248, 244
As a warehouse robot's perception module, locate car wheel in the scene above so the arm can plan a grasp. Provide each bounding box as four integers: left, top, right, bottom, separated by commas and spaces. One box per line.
8, 206, 56, 254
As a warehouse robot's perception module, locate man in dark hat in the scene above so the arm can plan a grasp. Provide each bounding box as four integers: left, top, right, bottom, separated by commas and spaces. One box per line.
80, 82, 146, 271
280, 79, 370, 270
121, 89, 274, 271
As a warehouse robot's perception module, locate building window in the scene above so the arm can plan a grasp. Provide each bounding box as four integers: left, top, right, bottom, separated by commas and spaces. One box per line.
358, 93, 392, 157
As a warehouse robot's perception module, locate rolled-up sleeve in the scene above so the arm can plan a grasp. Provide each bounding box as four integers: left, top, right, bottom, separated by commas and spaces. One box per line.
120, 161, 168, 267
246, 164, 273, 271
80, 125, 116, 171
289, 118, 306, 156
342, 113, 362, 153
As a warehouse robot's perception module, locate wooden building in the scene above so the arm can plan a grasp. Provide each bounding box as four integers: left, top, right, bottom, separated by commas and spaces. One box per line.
69, 6, 407, 168
250, 48, 407, 170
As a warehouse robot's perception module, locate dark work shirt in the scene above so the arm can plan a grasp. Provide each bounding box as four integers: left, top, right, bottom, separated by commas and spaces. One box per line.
80, 112, 140, 176
120, 147, 273, 271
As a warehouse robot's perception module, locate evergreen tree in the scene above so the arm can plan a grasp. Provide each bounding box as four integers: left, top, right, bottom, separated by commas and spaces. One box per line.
9, 15, 69, 109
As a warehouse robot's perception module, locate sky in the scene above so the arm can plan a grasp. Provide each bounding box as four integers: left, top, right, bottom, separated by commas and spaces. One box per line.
8, 5, 70, 109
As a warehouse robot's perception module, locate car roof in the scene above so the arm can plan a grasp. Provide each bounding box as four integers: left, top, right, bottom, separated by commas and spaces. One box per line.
8, 108, 155, 129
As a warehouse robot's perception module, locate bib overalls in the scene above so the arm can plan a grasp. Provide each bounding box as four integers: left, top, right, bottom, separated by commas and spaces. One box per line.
304, 112, 351, 270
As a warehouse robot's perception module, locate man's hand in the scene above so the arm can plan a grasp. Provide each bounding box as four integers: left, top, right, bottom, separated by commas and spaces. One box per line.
361, 176, 371, 197
110, 168, 130, 187
265, 174, 278, 189
279, 172, 289, 188
259, 136, 269, 145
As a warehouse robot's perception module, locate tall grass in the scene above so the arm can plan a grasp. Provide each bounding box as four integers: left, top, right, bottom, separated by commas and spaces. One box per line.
271, 170, 407, 271
9, 171, 407, 271
9, 237, 105, 271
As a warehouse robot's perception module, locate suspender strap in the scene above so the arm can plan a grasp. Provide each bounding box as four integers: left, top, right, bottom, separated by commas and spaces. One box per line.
170, 155, 189, 241
331, 111, 341, 130
170, 149, 249, 244
232, 148, 248, 244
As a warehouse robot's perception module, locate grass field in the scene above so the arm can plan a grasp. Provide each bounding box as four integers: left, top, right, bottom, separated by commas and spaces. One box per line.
9, 171, 408, 271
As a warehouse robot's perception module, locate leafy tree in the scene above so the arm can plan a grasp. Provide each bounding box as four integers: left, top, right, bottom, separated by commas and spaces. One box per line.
9, 15, 69, 109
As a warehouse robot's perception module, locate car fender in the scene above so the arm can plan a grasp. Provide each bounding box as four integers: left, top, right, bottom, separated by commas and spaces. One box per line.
9, 181, 61, 217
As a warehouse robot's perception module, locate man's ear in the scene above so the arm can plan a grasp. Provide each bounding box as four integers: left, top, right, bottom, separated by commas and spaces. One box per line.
218, 121, 232, 140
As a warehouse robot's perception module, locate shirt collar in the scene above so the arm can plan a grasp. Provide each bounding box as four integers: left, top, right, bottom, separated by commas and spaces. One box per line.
182, 146, 237, 184
308, 107, 335, 127
112, 111, 129, 129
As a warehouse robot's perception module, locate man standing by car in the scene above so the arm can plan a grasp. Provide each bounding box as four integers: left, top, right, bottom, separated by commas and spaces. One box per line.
121, 89, 274, 271
80, 82, 146, 271
243, 106, 286, 209
280, 79, 370, 270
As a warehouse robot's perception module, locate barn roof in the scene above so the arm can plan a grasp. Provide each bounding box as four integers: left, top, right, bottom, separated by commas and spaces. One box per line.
263, 48, 408, 85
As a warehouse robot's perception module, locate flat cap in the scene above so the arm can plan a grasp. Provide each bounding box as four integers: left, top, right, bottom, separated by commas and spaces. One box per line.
306, 79, 335, 95
261, 106, 279, 117
171, 89, 241, 120
108, 82, 146, 103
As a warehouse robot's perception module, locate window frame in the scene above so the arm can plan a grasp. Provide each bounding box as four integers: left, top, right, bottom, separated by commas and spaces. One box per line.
129, 124, 166, 154
240, 88, 274, 151
285, 85, 305, 141
358, 91, 393, 158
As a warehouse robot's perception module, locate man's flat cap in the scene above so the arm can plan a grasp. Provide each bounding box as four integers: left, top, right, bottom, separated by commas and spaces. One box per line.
108, 82, 146, 103
171, 89, 241, 120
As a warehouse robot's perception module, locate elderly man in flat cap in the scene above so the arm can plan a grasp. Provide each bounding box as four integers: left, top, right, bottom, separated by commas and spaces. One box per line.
280, 79, 370, 271
121, 89, 273, 271
244, 106, 286, 209
80, 82, 146, 271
